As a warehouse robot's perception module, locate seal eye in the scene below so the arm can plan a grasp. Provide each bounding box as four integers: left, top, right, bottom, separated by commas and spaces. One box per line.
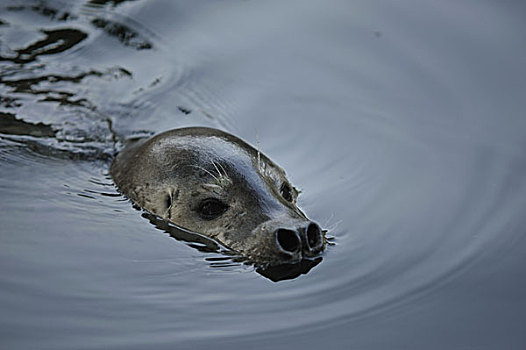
197, 198, 229, 220
280, 183, 293, 202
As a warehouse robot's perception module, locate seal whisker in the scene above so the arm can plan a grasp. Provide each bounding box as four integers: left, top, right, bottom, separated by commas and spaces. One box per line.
201, 183, 222, 193
189, 164, 220, 183
323, 213, 335, 227
324, 215, 341, 232
211, 160, 223, 178
210, 159, 231, 187
216, 161, 228, 180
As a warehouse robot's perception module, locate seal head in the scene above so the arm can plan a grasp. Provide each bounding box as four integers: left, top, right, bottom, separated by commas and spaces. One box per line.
110, 127, 325, 264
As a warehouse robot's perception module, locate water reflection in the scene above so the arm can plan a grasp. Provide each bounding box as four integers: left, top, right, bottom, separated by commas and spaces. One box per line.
0, 111, 55, 137
90, 18, 152, 50
2, 0, 526, 348
86, 0, 138, 8
0, 28, 87, 64
0, 1, 141, 160
10, 2, 77, 21
1, 68, 103, 98
256, 258, 322, 282
142, 211, 323, 282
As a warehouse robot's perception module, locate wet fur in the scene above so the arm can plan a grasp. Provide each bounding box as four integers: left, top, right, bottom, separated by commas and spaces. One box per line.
110, 127, 323, 264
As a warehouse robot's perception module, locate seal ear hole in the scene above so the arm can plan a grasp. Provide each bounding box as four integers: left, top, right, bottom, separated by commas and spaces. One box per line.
280, 183, 293, 202
197, 198, 229, 220
164, 193, 172, 209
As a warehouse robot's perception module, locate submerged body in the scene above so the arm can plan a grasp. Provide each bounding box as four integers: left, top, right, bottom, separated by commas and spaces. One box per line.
110, 127, 325, 264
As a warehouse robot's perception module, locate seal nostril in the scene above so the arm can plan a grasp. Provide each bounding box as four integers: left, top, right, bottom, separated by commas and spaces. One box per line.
306, 222, 322, 249
276, 228, 300, 253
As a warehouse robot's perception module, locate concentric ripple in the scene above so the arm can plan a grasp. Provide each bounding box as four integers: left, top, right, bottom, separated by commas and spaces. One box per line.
1, 1, 526, 349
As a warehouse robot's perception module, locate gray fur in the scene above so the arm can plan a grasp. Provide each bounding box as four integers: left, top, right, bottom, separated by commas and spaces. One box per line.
110, 127, 324, 264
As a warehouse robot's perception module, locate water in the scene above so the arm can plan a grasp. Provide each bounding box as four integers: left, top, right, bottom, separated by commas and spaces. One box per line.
1, 0, 526, 349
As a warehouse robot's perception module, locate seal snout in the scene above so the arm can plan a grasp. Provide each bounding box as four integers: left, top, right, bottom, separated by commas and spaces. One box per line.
274, 221, 324, 259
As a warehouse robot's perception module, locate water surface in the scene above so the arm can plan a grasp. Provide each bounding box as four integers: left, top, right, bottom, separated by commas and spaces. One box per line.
1, 0, 526, 349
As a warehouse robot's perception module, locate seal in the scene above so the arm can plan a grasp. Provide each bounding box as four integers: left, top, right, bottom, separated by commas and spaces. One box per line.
110, 127, 325, 264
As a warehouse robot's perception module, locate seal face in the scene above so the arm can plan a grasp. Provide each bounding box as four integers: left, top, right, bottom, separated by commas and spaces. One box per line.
110, 127, 325, 264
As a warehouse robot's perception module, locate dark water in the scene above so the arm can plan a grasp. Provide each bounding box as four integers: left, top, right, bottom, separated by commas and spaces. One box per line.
2, 0, 526, 349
